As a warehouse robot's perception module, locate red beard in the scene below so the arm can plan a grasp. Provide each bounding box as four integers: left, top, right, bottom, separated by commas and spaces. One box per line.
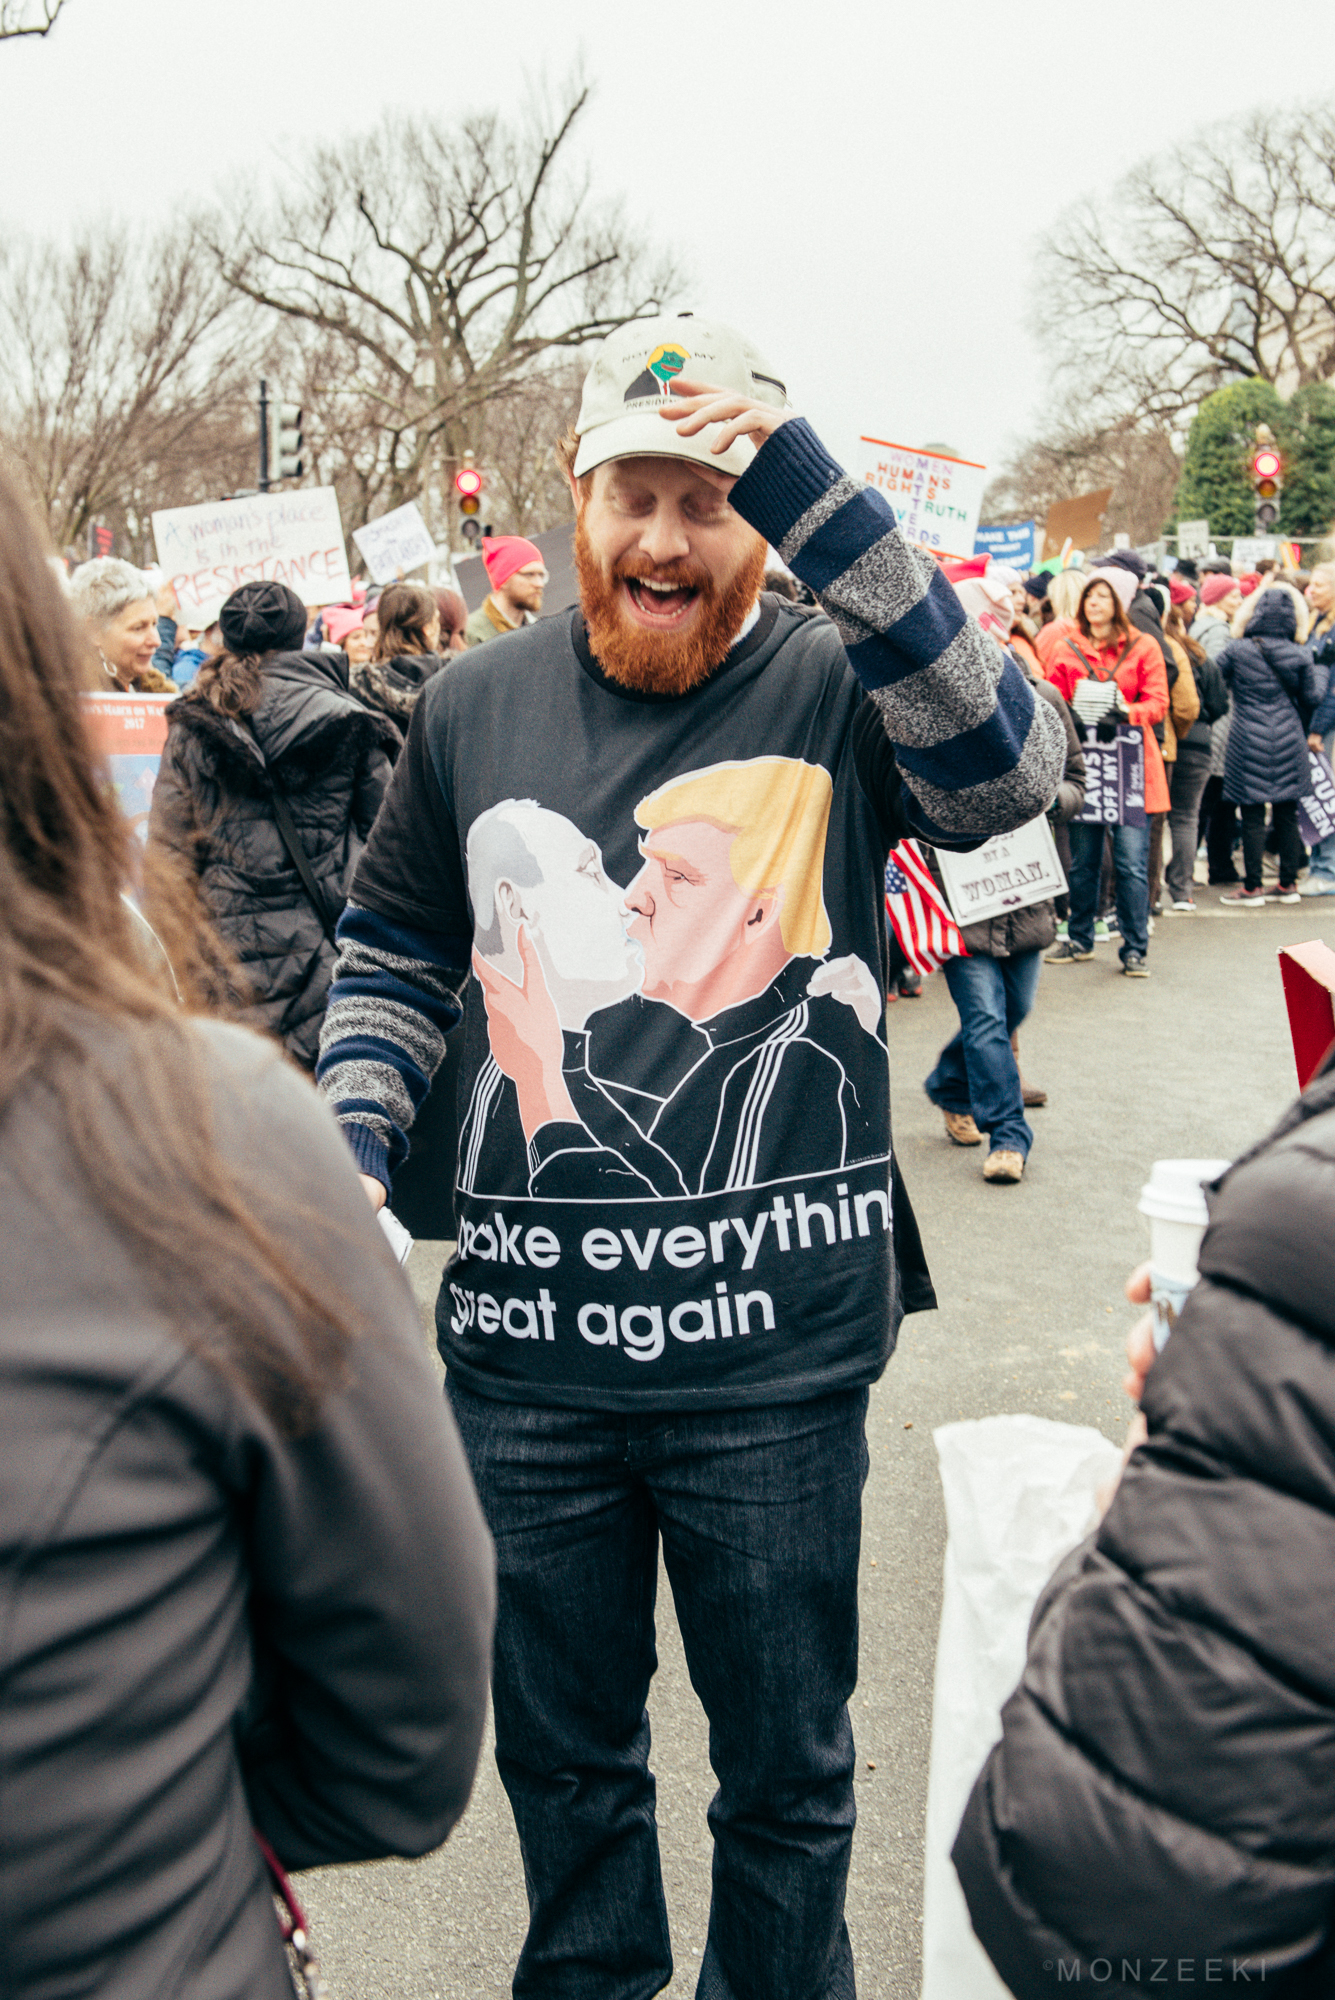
575, 517, 769, 696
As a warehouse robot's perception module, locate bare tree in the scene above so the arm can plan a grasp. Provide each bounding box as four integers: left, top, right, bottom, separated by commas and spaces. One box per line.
0, 0, 69, 38
204, 81, 684, 541
475, 357, 584, 535
0, 225, 259, 557
1035, 103, 1335, 419
982, 399, 1182, 550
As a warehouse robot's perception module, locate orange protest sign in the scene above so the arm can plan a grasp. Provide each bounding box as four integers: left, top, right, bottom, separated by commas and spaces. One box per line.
83, 691, 173, 839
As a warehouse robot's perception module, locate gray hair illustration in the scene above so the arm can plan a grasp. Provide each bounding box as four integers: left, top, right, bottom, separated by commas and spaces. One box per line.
466, 800, 545, 957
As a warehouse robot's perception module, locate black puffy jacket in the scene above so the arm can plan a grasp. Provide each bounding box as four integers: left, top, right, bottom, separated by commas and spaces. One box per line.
150, 651, 398, 1065
954, 1056, 1335, 1996
1219, 594, 1327, 806
350, 648, 448, 745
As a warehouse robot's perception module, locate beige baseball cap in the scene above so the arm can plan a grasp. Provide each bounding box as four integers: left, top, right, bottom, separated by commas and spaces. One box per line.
571, 312, 789, 479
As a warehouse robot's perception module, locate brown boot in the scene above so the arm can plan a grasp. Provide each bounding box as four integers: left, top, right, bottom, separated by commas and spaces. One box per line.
1011, 1031, 1047, 1108
943, 1110, 983, 1147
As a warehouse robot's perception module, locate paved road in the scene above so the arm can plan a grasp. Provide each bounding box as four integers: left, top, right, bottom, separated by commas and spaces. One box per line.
301, 888, 1321, 1997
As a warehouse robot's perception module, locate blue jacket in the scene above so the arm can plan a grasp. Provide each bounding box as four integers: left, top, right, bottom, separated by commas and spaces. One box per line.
1219, 593, 1327, 805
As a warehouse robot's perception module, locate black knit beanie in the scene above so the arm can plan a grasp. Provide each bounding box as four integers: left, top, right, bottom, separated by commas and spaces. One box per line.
219, 580, 309, 656
1103, 548, 1149, 582
1022, 573, 1050, 600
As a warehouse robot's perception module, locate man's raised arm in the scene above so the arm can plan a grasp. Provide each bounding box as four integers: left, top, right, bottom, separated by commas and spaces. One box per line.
667, 390, 1066, 843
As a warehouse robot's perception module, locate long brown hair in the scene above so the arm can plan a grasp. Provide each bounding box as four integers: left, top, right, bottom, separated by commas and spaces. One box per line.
1164, 603, 1206, 667
188, 649, 264, 717
0, 468, 355, 1432
374, 581, 437, 660
1077, 575, 1133, 647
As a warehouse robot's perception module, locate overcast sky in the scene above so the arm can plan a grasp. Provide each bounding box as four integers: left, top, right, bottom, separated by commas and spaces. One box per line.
7, 0, 1335, 482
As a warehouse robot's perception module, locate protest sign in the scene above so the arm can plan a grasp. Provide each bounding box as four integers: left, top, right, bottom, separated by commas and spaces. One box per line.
1299, 748, 1335, 849
858, 437, 987, 560
351, 500, 438, 585
973, 521, 1037, 571
1041, 488, 1112, 561
83, 691, 173, 839
152, 489, 352, 627
1074, 726, 1147, 828
936, 816, 1066, 928
1176, 518, 1210, 560
1228, 535, 1280, 569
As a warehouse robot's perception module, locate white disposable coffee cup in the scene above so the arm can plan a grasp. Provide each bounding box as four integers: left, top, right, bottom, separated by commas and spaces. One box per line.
1137, 1158, 1231, 1350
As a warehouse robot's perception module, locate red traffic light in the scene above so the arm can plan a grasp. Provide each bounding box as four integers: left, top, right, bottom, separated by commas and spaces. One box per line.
455, 467, 484, 497
1252, 449, 1282, 481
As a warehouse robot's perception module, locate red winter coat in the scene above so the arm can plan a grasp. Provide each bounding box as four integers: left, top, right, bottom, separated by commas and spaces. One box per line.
1045, 628, 1171, 813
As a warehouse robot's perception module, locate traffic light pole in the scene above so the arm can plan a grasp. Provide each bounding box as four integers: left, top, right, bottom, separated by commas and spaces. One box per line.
258, 379, 270, 494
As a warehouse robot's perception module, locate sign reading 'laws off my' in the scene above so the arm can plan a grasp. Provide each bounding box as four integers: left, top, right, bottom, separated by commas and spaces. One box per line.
152, 489, 353, 626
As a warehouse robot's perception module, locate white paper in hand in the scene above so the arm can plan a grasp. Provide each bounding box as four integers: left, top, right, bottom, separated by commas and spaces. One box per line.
377, 1205, 414, 1267
920, 1415, 1122, 2000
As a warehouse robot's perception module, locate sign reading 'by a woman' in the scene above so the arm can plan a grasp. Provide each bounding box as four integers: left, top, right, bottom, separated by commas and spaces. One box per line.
152, 489, 353, 627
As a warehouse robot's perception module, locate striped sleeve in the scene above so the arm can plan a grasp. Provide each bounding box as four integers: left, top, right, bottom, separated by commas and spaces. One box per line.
730, 420, 1066, 841
315, 902, 470, 1189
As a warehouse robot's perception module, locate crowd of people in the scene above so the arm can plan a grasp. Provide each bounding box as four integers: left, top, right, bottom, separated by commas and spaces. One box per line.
903, 544, 1335, 1188
3, 306, 1335, 1999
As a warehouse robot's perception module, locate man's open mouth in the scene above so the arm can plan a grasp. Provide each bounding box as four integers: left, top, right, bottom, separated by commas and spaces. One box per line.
622, 576, 701, 627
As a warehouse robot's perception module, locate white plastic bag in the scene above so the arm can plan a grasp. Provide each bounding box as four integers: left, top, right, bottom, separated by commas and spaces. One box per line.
920, 1415, 1123, 2000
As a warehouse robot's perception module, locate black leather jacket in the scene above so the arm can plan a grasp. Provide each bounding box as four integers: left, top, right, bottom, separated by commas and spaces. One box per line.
0, 1023, 494, 1998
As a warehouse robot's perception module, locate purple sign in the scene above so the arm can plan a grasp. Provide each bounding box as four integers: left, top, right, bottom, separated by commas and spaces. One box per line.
1299, 750, 1335, 849
1074, 726, 1148, 829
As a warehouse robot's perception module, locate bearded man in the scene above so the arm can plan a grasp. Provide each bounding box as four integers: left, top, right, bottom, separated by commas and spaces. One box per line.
316, 313, 1064, 2000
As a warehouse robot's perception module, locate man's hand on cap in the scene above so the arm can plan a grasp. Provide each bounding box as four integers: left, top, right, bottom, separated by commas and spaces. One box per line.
660, 377, 794, 485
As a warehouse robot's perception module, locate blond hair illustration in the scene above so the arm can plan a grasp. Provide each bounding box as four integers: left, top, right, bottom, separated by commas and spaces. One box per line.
635, 757, 833, 957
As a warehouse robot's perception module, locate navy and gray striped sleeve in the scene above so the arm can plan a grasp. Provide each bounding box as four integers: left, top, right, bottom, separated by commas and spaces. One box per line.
730, 420, 1065, 841
315, 904, 469, 1189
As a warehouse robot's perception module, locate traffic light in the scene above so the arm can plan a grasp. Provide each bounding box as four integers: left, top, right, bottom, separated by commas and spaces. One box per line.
276, 401, 304, 481
455, 459, 484, 543
1250, 429, 1282, 532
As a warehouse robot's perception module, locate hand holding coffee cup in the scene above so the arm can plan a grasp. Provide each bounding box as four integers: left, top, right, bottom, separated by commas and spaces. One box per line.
1137, 1158, 1231, 1353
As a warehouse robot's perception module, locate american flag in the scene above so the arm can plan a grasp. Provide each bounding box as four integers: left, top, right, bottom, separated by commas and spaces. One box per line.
885, 840, 968, 975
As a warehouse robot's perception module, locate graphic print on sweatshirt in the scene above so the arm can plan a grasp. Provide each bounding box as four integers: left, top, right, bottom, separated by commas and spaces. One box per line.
447, 755, 895, 1388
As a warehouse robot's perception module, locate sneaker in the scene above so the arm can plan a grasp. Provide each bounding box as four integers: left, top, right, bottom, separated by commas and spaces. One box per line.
1299, 876, 1335, 897
1122, 953, 1150, 977
1055, 919, 1069, 938
1104, 914, 1121, 936
1171, 899, 1196, 912
1273, 887, 1302, 904
983, 1149, 1025, 1184
1221, 885, 1269, 904
943, 1110, 983, 1147
1045, 939, 1093, 964
1149, 901, 1163, 917
1092, 920, 1112, 943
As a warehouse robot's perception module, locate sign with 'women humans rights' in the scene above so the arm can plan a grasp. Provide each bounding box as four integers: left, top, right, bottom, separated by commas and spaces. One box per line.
857, 437, 987, 561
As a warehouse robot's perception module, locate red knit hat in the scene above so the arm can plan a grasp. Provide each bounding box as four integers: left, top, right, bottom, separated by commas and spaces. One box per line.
482, 536, 544, 590
1239, 571, 1262, 597
1200, 573, 1237, 607
1169, 576, 1196, 606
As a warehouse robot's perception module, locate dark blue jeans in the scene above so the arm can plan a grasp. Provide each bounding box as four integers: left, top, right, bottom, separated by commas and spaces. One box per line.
1067, 820, 1150, 961
924, 948, 1043, 1156
446, 1380, 869, 2000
